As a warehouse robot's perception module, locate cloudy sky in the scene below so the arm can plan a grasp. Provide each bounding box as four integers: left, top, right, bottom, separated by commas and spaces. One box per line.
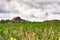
0, 0, 60, 22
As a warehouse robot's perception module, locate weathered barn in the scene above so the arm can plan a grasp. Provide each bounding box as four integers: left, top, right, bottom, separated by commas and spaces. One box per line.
11, 16, 29, 23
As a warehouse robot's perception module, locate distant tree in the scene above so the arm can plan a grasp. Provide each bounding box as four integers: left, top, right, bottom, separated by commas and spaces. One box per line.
0, 20, 5, 23
5, 20, 10, 23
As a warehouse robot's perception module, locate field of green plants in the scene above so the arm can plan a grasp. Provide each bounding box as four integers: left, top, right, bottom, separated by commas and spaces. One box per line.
0, 21, 60, 40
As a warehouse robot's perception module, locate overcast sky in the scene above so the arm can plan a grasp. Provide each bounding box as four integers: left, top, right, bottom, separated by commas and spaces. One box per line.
0, 0, 60, 22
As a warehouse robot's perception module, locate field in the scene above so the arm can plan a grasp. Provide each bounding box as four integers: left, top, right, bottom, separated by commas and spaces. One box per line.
0, 21, 60, 40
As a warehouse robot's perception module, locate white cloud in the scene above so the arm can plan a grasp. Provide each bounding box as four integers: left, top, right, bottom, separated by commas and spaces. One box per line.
0, 0, 60, 22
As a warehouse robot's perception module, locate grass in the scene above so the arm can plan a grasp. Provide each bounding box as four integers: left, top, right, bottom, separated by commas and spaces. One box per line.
0, 21, 60, 40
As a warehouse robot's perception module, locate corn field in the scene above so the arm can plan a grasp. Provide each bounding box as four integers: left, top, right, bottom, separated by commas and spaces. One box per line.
0, 21, 60, 40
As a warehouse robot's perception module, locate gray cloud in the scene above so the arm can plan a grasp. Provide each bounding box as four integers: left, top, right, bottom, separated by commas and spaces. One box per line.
0, 0, 60, 22
0, 9, 10, 13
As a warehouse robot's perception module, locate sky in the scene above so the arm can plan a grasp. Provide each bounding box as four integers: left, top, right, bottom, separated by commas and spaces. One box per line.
0, 0, 60, 22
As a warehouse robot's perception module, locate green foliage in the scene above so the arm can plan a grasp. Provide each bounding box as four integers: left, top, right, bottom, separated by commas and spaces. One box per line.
0, 20, 5, 23
0, 20, 60, 40
0, 20, 10, 23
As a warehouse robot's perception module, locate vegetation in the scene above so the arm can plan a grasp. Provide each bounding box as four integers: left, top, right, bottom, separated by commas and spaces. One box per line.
0, 20, 60, 40
0, 20, 10, 23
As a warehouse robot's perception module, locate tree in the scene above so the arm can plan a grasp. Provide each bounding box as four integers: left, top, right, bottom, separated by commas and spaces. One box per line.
0, 20, 5, 23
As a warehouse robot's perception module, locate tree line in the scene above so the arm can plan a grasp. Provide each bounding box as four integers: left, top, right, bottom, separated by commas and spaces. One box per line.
0, 20, 10, 23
